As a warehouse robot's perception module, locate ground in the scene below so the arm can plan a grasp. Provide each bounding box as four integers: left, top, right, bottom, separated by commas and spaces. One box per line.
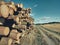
20, 23, 60, 45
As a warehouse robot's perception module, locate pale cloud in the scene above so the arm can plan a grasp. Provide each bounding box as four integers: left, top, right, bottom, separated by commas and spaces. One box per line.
40, 16, 51, 20
33, 4, 38, 7
30, 13, 35, 17
34, 16, 51, 24
34, 16, 60, 24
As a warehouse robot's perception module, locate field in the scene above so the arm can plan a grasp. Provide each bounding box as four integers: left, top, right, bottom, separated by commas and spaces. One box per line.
13, 23, 60, 45
35, 23, 60, 45
20, 23, 60, 45
41, 24, 60, 33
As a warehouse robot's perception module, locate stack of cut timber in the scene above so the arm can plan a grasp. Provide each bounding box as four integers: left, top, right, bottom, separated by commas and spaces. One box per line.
0, 1, 34, 45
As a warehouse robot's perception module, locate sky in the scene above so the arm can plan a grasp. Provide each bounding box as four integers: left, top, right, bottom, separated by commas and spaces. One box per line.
5, 0, 60, 24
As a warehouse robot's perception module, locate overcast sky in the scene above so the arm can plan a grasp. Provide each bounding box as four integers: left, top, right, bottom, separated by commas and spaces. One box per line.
5, 0, 60, 24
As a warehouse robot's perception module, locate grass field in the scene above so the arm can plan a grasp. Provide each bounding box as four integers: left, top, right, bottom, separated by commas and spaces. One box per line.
35, 23, 60, 45
41, 24, 60, 32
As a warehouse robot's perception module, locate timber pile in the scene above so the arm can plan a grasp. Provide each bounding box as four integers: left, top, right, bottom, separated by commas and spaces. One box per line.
0, 1, 34, 45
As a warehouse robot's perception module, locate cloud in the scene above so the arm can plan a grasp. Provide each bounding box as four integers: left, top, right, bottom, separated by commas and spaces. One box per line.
40, 16, 51, 20
34, 16, 60, 24
30, 13, 35, 17
33, 4, 38, 7
34, 16, 51, 24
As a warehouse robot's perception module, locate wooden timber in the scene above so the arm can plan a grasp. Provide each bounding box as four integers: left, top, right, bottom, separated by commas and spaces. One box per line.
0, 26, 10, 36
9, 29, 21, 40
0, 37, 13, 45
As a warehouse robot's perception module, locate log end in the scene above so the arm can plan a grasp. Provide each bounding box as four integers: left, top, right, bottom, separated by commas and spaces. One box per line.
4, 27, 10, 36
8, 38, 13, 45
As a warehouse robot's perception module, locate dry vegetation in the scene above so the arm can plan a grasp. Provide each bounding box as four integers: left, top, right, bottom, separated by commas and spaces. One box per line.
35, 23, 60, 45
15, 23, 60, 45
41, 24, 60, 33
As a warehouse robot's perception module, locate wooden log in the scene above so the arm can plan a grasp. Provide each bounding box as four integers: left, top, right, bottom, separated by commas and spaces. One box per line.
8, 15, 14, 19
0, 7, 2, 17
12, 24, 16, 28
13, 39, 20, 44
21, 30, 25, 37
12, 24, 19, 29
18, 13, 22, 18
9, 7, 14, 15
8, 2, 17, 11
12, 22, 21, 28
21, 21, 27, 25
0, 4, 9, 18
26, 8, 31, 13
9, 29, 22, 40
25, 14, 30, 17
8, 15, 20, 23
20, 16, 28, 20
0, 37, 13, 45
12, 24, 26, 30
18, 4, 23, 8
20, 11, 25, 14
19, 25, 26, 30
0, 26, 10, 36
11, 29, 18, 32
14, 16, 19, 24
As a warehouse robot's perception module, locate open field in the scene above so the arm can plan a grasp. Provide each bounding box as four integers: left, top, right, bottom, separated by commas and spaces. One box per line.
34, 23, 60, 45
41, 24, 60, 33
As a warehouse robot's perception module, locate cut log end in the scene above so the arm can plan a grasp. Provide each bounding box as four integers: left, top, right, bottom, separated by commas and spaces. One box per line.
1, 37, 13, 45
4, 27, 10, 35
8, 38, 13, 45
0, 26, 10, 36
9, 30, 22, 40
17, 33, 21, 40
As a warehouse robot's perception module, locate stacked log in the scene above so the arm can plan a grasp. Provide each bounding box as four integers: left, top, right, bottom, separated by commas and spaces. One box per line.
12, 24, 26, 30
9, 7, 14, 15
0, 37, 13, 45
13, 39, 20, 44
0, 26, 10, 36
9, 29, 21, 40
0, 4, 9, 18
0, 1, 34, 45
0, 7, 2, 17
21, 21, 27, 25
8, 2, 17, 11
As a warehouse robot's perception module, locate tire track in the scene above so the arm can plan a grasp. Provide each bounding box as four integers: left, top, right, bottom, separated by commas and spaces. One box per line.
39, 26, 60, 45
36, 26, 56, 45
41, 26, 60, 35
40, 26, 60, 41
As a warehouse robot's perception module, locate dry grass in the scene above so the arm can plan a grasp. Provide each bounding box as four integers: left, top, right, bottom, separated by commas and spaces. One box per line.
20, 29, 37, 45
41, 24, 60, 32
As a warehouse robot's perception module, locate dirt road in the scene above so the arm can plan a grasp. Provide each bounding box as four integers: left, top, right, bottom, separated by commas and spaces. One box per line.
35, 25, 60, 45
